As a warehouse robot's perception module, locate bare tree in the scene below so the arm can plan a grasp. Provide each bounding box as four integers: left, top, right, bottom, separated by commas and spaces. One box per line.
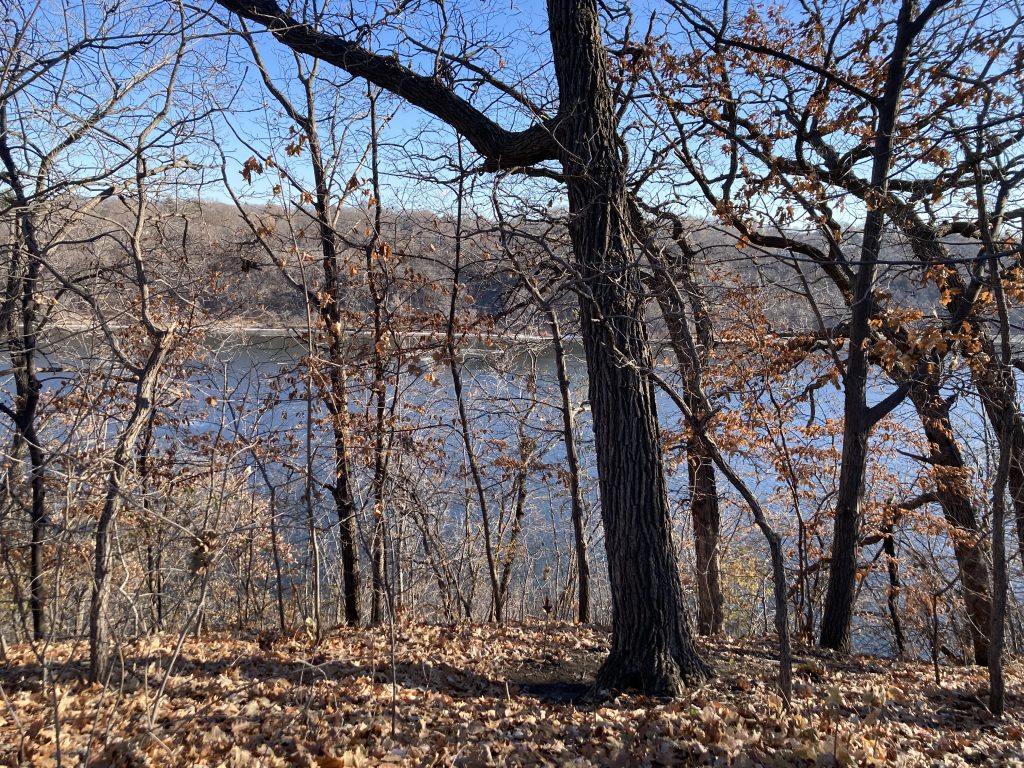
491, 190, 593, 624
220, 19, 379, 624
0, 0, 197, 648
212, 0, 710, 692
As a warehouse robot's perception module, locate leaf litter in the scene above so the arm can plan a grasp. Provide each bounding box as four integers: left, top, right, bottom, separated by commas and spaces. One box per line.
0, 622, 1021, 766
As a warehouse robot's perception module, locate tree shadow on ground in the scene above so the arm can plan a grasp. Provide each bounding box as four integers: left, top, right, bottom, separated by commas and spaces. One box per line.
0, 638, 606, 704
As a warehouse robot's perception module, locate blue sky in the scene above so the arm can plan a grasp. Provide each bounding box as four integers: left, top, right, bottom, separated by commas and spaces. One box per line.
207, 0, 561, 212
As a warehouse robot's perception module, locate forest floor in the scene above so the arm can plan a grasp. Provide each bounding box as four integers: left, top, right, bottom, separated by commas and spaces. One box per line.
0, 621, 1021, 767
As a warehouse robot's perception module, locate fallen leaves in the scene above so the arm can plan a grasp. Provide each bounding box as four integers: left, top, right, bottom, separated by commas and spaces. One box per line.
0, 624, 1020, 766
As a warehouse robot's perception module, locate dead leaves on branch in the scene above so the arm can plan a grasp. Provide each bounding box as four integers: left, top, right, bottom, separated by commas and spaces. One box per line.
0, 623, 1021, 766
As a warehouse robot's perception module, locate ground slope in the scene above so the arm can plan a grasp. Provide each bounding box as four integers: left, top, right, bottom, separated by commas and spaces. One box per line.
1, 622, 1021, 766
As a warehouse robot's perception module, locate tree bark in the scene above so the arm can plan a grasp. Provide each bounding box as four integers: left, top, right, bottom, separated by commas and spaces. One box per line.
308, 123, 362, 628
689, 441, 724, 635
820, 0, 945, 651
0, 134, 48, 642
547, 0, 710, 693
881, 523, 906, 658
139, 413, 164, 633
328, 383, 361, 627
366, 87, 391, 627
989, 409, 1010, 716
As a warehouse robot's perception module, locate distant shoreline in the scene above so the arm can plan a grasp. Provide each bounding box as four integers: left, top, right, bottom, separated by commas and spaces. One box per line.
40, 322, 564, 348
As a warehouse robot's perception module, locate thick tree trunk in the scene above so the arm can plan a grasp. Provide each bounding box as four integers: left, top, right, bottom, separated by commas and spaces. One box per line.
548, 0, 710, 694
881, 220, 1007, 665
215, 0, 710, 694
820, 410, 868, 652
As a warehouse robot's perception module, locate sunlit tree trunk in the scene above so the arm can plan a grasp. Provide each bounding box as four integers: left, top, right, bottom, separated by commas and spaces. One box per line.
906, 380, 991, 665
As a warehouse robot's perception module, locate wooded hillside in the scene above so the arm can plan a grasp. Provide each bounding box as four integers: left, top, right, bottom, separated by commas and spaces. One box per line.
2, 0, 1023, 763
